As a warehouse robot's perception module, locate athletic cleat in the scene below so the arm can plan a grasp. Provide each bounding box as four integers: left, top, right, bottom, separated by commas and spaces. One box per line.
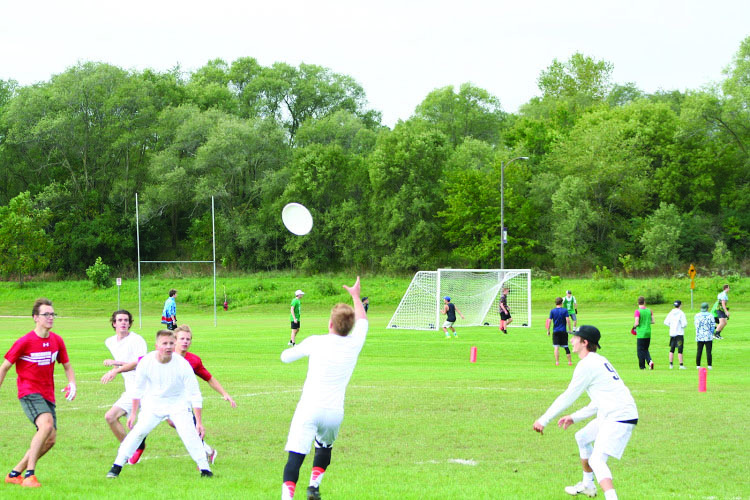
307, 485, 322, 500
288, 340, 295, 346
106, 465, 122, 478
128, 447, 145, 465
5, 474, 23, 485
555, 362, 560, 366
200, 469, 213, 477
21, 475, 41, 488
564, 481, 597, 497
208, 449, 218, 465
649, 360, 654, 370
713, 333, 723, 340
707, 366, 712, 370
679, 365, 686, 370
669, 364, 673, 370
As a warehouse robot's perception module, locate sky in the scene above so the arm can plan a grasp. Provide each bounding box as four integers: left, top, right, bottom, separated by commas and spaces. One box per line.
1, 0, 748, 127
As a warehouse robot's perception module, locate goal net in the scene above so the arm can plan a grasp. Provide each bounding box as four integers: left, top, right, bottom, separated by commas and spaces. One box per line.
387, 269, 531, 331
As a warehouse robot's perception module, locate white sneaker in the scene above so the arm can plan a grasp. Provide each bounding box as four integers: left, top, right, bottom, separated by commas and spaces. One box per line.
208, 448, 218, 465
679, 365, 686, 370
669, 364, 673, 369
564, 481, 597, 497
708, 366, 712, 370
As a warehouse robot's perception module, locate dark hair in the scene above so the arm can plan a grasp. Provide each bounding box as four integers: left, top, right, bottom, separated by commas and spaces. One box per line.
637, 296, 645, 305
169, 289, 178, 297
32, 298, 53, 317
583, 339, 599, 352
555, 297, 563, 305
723, 284, 729, 290
110, 310, 133, 329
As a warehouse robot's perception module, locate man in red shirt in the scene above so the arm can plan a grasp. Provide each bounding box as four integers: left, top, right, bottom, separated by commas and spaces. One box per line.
0, 298, 77, 488
173, 325, 236, 464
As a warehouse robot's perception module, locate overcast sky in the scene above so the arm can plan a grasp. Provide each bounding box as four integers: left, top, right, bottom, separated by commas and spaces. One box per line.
1, 0, 748, 126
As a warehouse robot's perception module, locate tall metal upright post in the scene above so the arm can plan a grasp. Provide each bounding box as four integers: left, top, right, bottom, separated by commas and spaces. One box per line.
212, 196, 217, 327
136, 193, 142, 329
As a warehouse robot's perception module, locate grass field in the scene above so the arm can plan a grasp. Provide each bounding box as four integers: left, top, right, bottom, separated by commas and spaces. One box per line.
0, 275, 748, 499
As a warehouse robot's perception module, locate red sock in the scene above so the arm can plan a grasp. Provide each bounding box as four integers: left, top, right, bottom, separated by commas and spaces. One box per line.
310, 466, 326, 488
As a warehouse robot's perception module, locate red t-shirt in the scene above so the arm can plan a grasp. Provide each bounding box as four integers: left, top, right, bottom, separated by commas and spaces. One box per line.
5, 331, 70, 402
183, 352, 212, 382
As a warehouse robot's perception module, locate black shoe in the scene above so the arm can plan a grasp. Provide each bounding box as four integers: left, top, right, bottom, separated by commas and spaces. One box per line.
307, 486, 321, 500
200, 469, 213, 477
106, 465, 122, 478
714, 333, 723, 340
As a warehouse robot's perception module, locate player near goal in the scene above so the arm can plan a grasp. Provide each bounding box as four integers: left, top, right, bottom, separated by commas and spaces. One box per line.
533, 326, 638, 500
441, 296, 465, 338
499, 287, 512, 334
280, 277, 368, 500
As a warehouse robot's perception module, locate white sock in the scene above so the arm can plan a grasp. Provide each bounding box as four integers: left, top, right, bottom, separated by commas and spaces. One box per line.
203, 441, 213, 455
583, 471, 595, 486
604, 489, 618, 500
282, 482, 295, 500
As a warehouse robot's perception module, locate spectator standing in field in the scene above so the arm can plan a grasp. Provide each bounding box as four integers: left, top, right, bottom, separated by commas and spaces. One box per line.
106, 330, 212, 478
533, 326, 638, 500
562, 290, 578, 332
0, 298, 77, 488
547, 297, 572, 366
161, 289, 178, 331
499, 287, 512, 334
633, 296, 655, 370
280, 277, 368, 500
710, 284, 730, 339
441, 296, 465, 338
173, 324, 237, 465
695, 302, 715, 370
101, 310, 149, 463
663, 300, 687, 369
362, 297, 369, 313
289, 289, 305, 346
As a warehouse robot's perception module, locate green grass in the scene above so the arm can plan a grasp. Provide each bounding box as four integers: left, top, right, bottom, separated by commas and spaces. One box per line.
0, 275, 748, 499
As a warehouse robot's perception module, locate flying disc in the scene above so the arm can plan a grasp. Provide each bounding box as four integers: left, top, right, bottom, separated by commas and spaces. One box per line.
282, 203, 313, 236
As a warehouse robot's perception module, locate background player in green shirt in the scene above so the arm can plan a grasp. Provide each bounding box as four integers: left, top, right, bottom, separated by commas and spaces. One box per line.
633, 296, 655, 370
562, 290, 578, 332
289, 290, 304, 346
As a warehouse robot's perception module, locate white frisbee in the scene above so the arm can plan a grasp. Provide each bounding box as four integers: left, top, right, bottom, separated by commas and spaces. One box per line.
282, 203, 313, 236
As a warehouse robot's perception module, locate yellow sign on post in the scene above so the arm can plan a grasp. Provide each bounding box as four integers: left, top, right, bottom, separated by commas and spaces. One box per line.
688, 264, 696, 279
688, 264, 697, 309
691, 280, 695, 289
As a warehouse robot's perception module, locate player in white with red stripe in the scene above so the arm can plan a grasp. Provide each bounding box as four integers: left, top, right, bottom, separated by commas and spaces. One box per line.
100, 309, 148, 463
533, 326, 638, 500
0, 298, 77, 488
280, 276, 368, 500
106, 330, 212, 479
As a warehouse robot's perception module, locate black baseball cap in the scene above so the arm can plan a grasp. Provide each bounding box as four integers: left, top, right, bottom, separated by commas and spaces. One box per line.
573, 325, 601, 349
673, 300, 682, 308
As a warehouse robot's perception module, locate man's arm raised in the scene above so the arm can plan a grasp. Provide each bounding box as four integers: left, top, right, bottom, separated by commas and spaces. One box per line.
343, 276, 366, 320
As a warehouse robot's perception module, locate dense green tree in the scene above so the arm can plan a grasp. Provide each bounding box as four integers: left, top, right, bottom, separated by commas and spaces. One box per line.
0, 191, 52, 284
640, 202, 683, 270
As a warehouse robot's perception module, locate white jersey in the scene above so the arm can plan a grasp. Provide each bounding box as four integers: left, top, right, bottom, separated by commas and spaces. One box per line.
663, 309, 687, 337
105, 332, 148, 394
281, 319, 368, 411
538, 352, 638, 427
132, 351, 202, 413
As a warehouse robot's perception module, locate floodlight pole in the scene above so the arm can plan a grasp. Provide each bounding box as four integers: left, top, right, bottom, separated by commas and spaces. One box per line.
500, 156, 529, 270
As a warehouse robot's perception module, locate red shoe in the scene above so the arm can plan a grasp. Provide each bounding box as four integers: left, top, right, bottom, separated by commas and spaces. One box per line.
21, 475, 41, 487
5, 474, 23, 485
128, 447, 145, 465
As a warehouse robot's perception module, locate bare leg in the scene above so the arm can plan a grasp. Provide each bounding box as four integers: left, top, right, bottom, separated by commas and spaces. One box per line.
105, 406, 128, 442
15, 414, 56, 472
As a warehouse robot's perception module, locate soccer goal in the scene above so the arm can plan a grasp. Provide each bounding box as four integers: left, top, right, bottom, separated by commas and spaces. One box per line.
387, 269, 531, 331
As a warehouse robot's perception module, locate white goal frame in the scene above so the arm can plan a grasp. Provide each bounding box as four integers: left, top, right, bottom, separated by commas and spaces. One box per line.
387, 269, 531, 331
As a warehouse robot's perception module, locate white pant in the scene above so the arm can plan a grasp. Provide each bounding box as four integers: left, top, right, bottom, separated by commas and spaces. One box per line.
115, 405, 210, 470
285, 405, 343, 455
575, 418, 635, 460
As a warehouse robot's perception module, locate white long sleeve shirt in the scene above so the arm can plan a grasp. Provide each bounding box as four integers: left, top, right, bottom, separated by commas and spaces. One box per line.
281, 319, 368, 411
663, 309, 687, 337
538, 352, 638, 427
105, 332, 147, 394
132, 351, 202, 413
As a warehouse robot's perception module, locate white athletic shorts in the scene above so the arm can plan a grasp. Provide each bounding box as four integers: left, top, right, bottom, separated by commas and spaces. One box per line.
577, 418, 635, 460
285, 404, 343, 455
113, 392, 135, 415
443, 320, 455, 328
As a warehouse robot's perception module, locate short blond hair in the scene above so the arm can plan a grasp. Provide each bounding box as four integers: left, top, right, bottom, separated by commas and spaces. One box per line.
174, 324, 192, 335
330, 303, 355, 336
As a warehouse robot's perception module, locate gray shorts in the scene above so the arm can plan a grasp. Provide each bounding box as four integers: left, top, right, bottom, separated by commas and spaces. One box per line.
20, 393, 57, 429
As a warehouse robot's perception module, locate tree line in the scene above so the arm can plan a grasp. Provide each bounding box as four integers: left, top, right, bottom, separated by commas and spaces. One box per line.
0, 37, 749, 282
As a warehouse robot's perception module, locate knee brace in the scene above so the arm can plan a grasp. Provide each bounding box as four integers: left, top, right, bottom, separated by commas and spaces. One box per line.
588, 450, 612, 482
312, 442, 332, 470
283, 452, 306, 484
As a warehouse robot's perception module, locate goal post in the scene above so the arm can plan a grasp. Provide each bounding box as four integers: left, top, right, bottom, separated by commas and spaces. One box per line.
387, 269, 531, 331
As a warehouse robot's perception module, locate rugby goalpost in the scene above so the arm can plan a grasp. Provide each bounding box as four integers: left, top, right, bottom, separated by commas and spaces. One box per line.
387, 269, 531, 331
135, 193, 217, 328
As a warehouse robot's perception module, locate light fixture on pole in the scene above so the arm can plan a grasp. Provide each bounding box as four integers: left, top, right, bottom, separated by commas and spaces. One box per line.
500, 156, 529, 269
